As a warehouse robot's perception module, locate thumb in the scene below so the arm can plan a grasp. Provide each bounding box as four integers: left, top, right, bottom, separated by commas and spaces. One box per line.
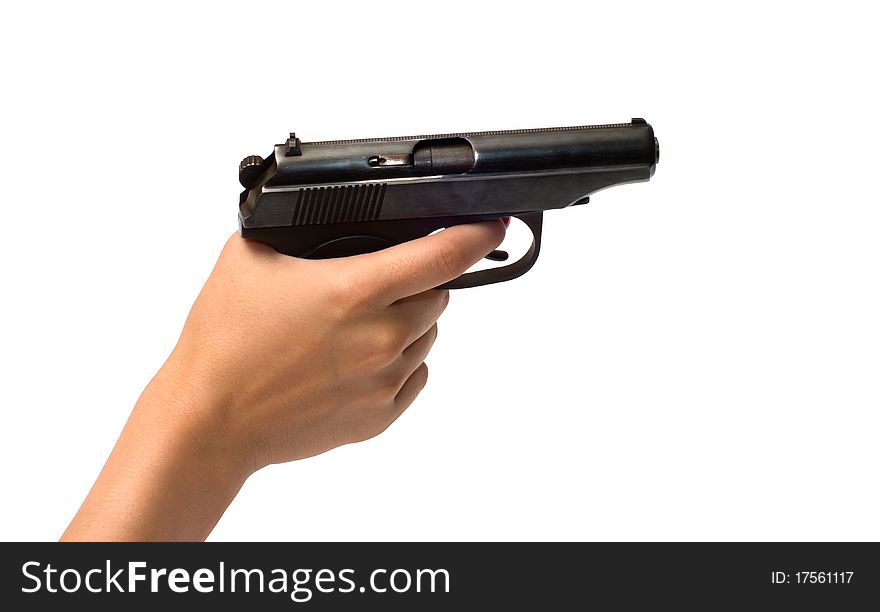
352, 220, 506, 303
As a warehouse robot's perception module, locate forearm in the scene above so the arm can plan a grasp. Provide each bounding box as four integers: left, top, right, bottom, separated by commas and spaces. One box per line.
61, 353, 250, 541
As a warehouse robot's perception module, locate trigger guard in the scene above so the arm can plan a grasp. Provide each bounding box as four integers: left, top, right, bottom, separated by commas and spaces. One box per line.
438, 212, 543, 289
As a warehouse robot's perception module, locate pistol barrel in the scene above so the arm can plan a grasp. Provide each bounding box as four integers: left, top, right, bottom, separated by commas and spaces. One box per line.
265, 119, 657, 187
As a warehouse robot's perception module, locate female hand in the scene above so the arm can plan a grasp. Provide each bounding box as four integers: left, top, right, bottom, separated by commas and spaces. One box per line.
62, 220, 506, 540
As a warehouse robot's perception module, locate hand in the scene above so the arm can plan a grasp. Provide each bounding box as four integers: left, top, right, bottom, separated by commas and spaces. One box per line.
176, 220, 506, 469
62, 220, 506, 540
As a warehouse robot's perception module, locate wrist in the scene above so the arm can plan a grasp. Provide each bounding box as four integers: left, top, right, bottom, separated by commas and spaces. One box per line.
146, 344, 259, 484
62, 353, 253, 541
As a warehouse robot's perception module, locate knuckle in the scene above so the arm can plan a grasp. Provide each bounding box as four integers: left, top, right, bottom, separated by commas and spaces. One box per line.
434, 239, 467, 279
379, 366, 403, 394
360, 328, 404, 370
428, 322, 439, 344
325, 271, 383, 320
412, 363, 429, 390
371, 371, 402, 404
423, 290, 449, 321
410, 330, 436, 363
326, 269, 364, 309
438, 289, 451, 311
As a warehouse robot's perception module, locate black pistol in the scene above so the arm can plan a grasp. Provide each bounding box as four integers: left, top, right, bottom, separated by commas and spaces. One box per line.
238, 119, 659, 289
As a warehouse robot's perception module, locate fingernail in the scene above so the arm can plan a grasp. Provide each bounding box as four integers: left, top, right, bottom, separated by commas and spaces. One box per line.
501, 216, 511, 228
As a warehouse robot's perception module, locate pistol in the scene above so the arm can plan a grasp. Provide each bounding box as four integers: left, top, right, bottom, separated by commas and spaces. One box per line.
238, 119, 659, 289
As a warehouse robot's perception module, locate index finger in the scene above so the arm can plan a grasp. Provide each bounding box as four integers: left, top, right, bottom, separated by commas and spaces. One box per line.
349, 220, 506, 303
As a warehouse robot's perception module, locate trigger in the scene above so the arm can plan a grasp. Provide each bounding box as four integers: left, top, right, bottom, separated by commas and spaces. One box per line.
485, 250, 509, 262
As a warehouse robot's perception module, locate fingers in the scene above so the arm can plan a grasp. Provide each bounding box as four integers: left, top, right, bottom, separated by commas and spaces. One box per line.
388, 289, 449, 347
350, 220, 506, 304
397, 323, 437, 380
359, 331, 434, 443
393, 362, 429, 415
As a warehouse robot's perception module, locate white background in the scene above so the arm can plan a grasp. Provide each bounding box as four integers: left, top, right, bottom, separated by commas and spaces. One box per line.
1, 1, 878, 541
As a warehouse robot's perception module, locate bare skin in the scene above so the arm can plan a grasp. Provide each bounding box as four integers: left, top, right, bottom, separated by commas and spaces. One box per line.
62, 220, 506, 541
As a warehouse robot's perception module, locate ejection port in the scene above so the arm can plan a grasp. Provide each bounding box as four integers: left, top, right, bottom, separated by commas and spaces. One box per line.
412, 138, 475, 174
